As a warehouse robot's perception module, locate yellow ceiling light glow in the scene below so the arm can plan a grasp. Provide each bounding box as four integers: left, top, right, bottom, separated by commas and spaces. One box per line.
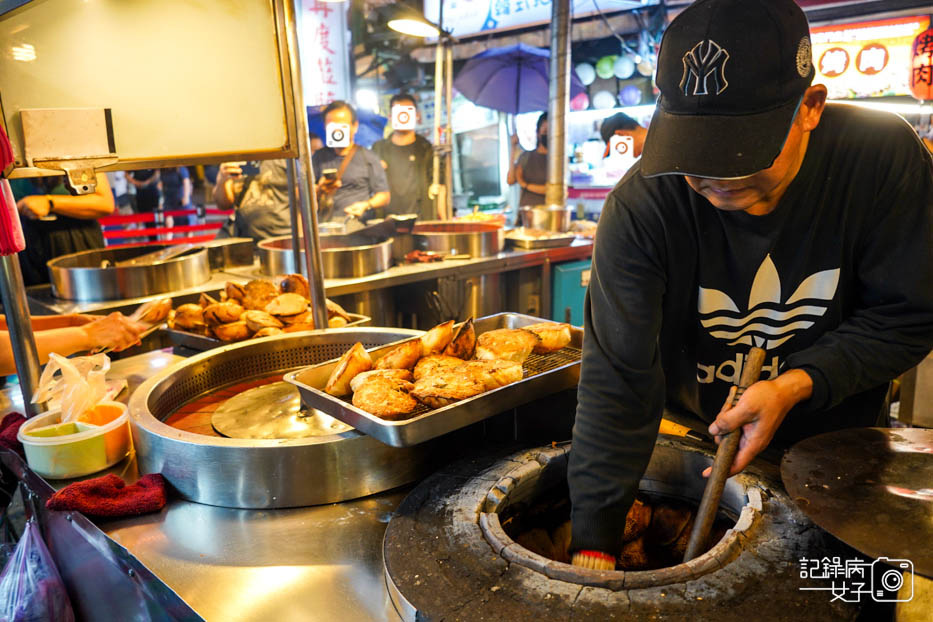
12, 43, 36, 62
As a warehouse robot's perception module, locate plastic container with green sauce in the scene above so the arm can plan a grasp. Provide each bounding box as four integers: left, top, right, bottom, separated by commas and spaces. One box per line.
17, 402, 130, 479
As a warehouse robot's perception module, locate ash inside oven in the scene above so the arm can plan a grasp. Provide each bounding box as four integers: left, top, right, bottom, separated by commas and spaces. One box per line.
501, 484, 732, 569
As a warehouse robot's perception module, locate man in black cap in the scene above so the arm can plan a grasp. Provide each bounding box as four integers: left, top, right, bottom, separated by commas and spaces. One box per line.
599, 112, 647, 159
569, 0, 933, 568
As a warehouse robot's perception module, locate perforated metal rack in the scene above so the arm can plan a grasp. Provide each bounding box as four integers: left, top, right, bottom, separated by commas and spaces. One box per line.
287, 313, 583, 447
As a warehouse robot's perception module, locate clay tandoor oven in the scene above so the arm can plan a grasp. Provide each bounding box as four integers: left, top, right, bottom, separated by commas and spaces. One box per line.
383, 437, 860, 621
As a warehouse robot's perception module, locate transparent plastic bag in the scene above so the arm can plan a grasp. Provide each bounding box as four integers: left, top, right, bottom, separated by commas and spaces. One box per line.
0, 520, 75, 622
33, 353, 110, 423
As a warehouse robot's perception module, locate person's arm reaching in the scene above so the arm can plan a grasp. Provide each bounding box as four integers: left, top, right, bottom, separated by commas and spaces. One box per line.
708, 126, 933, 474
0, 314, 98, 331
516, 165, 547, 197
0, 313, 145, 376
506, 135, 521, 186
568, 188, 669, 561
181, 168, 192, 207
16, 174, 114, 220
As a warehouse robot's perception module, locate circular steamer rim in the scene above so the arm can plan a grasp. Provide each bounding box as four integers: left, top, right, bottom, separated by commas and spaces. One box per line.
128, 328, 437, 509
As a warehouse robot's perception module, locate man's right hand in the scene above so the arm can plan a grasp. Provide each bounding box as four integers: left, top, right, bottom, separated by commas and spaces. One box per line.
82, 312, 146, 353
218, 162, 245, 181
317, 178, 341, 195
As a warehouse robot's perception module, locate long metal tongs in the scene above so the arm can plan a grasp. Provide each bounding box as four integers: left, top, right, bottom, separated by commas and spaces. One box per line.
683, 346, 766, 562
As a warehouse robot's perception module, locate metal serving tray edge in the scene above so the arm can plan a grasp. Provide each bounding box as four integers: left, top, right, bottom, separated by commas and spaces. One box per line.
165, 313, 371, 351
284, 313, 582, 447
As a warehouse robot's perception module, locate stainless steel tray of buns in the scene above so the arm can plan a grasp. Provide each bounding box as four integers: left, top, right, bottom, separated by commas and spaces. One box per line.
166, 313, 371, 351
505, 228, 578, 249
284, 313, 582, 447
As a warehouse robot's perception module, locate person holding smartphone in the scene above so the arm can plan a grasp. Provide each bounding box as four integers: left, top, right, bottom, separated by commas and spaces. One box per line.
312, 100, 390, 223
213, 159, 291, 241
10, 174, 115, 286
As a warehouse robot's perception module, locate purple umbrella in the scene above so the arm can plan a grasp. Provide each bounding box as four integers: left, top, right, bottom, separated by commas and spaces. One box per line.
453, 43, 587, 115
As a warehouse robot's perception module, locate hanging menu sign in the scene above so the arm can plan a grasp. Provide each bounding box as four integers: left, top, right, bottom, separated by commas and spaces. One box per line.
299, 0, 351, 107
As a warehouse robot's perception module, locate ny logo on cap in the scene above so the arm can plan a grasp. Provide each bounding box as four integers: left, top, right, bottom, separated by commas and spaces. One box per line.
680, 40, 730, 96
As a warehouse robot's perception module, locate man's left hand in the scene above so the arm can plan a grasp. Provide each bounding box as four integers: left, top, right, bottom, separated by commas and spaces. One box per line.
17, 196, 51, 220
704, 369, 814, 477
344, 201, 370, 219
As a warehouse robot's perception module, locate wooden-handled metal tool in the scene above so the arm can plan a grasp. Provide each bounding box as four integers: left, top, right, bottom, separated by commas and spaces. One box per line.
683, 346, 766, 562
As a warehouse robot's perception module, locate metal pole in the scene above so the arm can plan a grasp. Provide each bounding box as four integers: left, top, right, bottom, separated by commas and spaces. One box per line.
432, 37, 443, 219
282, 0, 328, 330
0, 256, 43, 416
546, 0, 571, 208
286, 158, 302, 274
444, 41, 454, 220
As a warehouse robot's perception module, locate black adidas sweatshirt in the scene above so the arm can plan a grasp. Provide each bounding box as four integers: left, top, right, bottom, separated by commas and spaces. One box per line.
568, 104, 933, 556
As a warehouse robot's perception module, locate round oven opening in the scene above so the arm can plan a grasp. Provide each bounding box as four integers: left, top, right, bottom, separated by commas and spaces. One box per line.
478, 441, 763, 588
384, 437, 861, 621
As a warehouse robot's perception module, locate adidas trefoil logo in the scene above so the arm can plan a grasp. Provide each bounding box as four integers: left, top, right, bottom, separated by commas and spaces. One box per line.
698, 254, 839, 350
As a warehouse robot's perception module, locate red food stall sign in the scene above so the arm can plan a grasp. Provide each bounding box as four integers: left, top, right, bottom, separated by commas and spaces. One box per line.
810, 16, 930, 98
856, 43, 889, 75
818, 47, 849, 77
911, 28, 933, 100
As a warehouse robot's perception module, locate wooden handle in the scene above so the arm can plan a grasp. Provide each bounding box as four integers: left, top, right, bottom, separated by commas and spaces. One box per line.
683, 346, 765, 562
659, 418, 691, 437
737, 347, 766, 392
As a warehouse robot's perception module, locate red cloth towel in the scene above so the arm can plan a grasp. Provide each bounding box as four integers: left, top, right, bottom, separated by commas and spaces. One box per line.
0, 413, 26, 458
0, 124, 25, 256
0, 123, 11, 169
46, 473, 167, 518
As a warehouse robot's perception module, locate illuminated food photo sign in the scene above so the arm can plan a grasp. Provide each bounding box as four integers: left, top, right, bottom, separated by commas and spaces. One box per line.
811, 16, 930, 99
424, 0, 650, 39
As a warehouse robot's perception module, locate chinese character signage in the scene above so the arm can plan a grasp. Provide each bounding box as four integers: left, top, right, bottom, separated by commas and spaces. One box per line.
424, 0, 648, 39
910, 27, 933, 100
810, 16, 930, 99
299, 0, 350, 107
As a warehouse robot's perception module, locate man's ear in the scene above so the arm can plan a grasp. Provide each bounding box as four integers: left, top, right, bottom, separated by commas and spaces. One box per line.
799, 85, 827, 132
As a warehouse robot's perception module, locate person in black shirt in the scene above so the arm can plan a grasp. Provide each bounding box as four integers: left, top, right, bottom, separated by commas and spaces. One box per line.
128, 169, 160, 213
160, 166, 193, 229
507, 112, 548, 206
371, 94, 436, 221
568, 0, 933, 568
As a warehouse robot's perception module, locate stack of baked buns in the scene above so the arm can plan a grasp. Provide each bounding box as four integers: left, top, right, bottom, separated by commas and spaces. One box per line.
323, 319, 572, 420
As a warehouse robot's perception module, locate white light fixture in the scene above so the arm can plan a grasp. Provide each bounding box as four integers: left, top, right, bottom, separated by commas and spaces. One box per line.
355, 88, 380, 114
12, 43, 36, 62
387, 18, 439, 38
832, 99, 933, 116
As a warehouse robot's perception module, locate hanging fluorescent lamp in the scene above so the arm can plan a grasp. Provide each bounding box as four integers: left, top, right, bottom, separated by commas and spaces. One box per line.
387, 5, 440, 38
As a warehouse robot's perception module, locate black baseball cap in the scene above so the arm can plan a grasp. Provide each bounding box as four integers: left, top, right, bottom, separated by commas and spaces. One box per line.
640, 0, 815, 178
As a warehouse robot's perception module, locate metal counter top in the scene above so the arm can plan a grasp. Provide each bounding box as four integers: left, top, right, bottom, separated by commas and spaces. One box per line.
2, 350, 405, 621
25, 271, 237, 316
222, 239, 594, 297
320, 239, 593, 297
26, 240, 593, 315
